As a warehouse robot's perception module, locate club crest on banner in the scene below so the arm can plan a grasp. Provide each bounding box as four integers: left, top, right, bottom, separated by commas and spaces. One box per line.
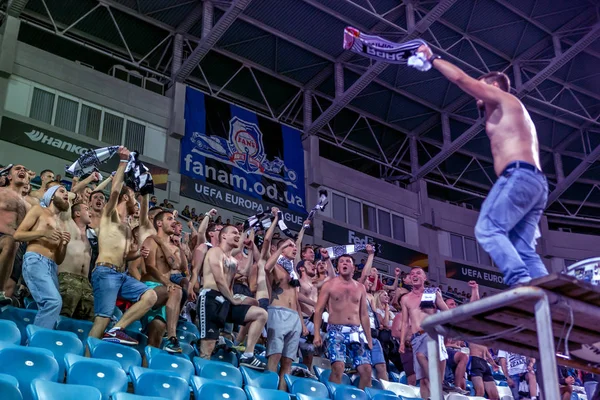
190, 116, 299, 188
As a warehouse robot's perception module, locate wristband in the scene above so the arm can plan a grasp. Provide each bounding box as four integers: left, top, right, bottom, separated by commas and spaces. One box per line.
429, 54, 441, 64
119, 159, 128, 163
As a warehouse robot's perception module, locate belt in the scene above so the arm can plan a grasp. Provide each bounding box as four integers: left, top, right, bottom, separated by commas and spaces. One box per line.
501, 161, 542, 177
411, 330, 426, 339
95, 262, 123, 272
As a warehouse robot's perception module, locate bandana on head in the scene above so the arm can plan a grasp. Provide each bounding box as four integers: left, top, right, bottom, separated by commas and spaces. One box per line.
41, 185, 61, 208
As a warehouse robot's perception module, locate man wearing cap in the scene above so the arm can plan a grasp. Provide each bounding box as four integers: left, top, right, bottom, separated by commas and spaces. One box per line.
14, 184, 71, 328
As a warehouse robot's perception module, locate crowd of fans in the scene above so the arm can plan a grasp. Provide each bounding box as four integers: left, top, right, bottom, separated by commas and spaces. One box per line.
0, 147, 597, 400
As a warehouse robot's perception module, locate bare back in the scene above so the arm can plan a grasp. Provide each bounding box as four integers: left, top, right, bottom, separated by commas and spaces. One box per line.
269, 264, 298, 309
59, 220, 91, 276
486, 98, 541, 176
203, 247, 236, 291
0, 187, 29, 235
96, 211, 131, 269
326, 277, 364, 326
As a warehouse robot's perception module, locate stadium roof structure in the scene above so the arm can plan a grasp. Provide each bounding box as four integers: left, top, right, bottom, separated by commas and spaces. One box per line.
3, 0, 600, 227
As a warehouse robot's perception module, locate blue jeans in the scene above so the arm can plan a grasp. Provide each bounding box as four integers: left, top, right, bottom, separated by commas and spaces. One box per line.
22, 252, 61, 329
91, 266, 150, 318
475, 164, 549, 287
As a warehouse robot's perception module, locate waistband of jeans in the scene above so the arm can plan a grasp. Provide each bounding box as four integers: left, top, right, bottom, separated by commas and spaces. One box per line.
501, 161, 542, 177
24, 251, 55, 263
94, 262, 125, 273
411, 330, 426, 340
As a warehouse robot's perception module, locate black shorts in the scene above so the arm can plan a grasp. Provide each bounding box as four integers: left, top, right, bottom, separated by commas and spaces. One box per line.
470, 355, 494, 382
447, 348, 459, 370
10, 242, 27, 283
197, 289, 251, 340
233, 282, 253, 297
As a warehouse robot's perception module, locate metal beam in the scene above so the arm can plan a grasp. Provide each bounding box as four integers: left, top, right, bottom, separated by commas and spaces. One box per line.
547, 144, 600, 205
176, 1, 203, 33
409, 25, 600, 181
305, 0, 459, 137
174, 0, 252, 82
7, 0, 30, 17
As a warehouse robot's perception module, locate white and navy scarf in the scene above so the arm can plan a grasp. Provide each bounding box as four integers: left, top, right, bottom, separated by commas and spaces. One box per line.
277, 255, 300, 287
343, 26, 431, 71
322, 243, 381, 259
304, 190, 329, 229
66, 146, 119, 177
124, 151, 154, 195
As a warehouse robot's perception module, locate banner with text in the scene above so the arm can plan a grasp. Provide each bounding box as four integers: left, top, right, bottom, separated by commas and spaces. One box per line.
322, 220, 428, 268
445, 260, 507, 290
0, 116, 168, 189
180, 87, 306, 225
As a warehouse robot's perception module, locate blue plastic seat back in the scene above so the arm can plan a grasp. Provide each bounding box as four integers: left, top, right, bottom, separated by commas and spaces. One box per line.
55, 317, 93, 343
352, 377, 383, 391
372, 394, 400, 400
149, 353, 194, 383
199, 360, 243, 387
211, 348, 238, 366
64, 354, 127, 400
177, 321, 200, 338
112, 394, 168, 400
0, 306, 38, 345
296, 394, 326, 400
245, 386, 290, 400
31, 378, 102, 400
0, 345, 59, 400
0, 320, 21, 345
0, 373, 22, 400
134, 370, 189, 400
123, 330, 148, 356
334, 385, 368, 400
240, 366, 279, 389
291, 378, 329, 398
365, 387, 396, 400
129, 366, 179, 385
86, 337, 141, 373
191, 375, 238, 395
26, 325, 83, 379
196, 382, 247, 400
144, 345, 191, 364
175, 329, 197, 344
317, 369, 351, 386
128, 320, 143, 334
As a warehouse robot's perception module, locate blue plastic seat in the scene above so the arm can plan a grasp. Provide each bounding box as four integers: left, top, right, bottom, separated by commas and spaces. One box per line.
0, 320, 21, 345
365, 387, 396, 400
112, 307, 123, 321
290, 378, 329, 398
123, 330, 148, 356
176, 329, 197, 344
245, 386, 290, 400
132, 368, 189, 400
145, 345, 191, 363
317, 368, 351, 386
191, 376, 238, 394
296, 395, 326, 400
31, 378, 101, 400
55, 317, 93, 343
0, 345, 59, 400
111, 393, 169, 400
87, 337, 141, 373
129, 366, 179, 386
128, 320, 143, 333
372, 394, 399, 400
148, 351, 194, 383
334, 385, 368, 400
177, 320, 200, 338
0, 373, 23, 400
0, 306, 38, 345
64, 354, 127, 400
192, 378, 247, 400
194, 357, 243, 386
240, 366, 279, 389
352, 376, 383, 390
26, 325, 83, 379
211, 348, 239, 366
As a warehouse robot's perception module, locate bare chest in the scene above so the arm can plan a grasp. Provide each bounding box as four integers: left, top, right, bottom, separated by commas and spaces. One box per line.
330, 284, 361, 305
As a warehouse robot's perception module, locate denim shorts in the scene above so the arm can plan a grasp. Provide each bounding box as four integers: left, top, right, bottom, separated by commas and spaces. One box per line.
371, 338, 385, 365
91, 265, 150, 318
170, 273, 185, 285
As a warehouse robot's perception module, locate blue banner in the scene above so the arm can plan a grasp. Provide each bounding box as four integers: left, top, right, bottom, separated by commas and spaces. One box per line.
180, 87, 306, 227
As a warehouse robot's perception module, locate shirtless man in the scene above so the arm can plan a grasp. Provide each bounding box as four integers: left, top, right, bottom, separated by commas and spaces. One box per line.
88, 147, 157, 345
443, 298, 470, 393
313, 254, 373, 389
14, 185, 71, 328
141, 210, 185, 353
264, 239, 308, 390
297, 256, 319, 368
168, 221, 190, 288
57, 202, 94, 321
88, 190, 106, 230
29, 169, 55, 200
0, 165, 34, 303
419, 44, 548, 287
197, 225, 268, 369
188, 209, 219, 300
399, 267, 449, 399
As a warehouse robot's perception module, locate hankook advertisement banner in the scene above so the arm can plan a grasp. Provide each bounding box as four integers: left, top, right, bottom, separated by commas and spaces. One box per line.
179, 87, 306, 230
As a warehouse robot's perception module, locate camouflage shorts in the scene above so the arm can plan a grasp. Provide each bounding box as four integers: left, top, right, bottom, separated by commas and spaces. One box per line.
58, 272, 94, 321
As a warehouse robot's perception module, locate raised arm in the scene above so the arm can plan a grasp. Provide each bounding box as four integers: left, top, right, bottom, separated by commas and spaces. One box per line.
468, 280, 480, 302
265, 239, 291, 274
383, 267, 401, 291
260, 207, 279, 261
196, 208, 217, 245
236, 234, 255, 277
94, 174, 113, 193
104, 147, 129, 215
358, 244, 375, 284
436, 289, 450, 311
71, 172, 100, 195
294, 219, 310, 265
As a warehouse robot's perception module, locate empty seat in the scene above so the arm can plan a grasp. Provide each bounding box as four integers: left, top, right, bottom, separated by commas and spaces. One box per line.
0, 320, 21, 345
496, 386, 513, 397
64, 353, 127, 400
290, 378, 328, 398
0, 373, 23, 400
240, 366, 279, 389
55, 317, 93, 343
112, 393, 168, 400
296, 395, 326, 400
194, 357, 243, 387
211, 348, 239, 366
176, 329, 197, 344
364, 387, 396, 400
128, 320, 143, 333
192, 378, 247, 400
333, 385, 368, 400
372, 394, 398, 400
132, 368, 189, 400
148, 351, 194, 383
87, 337, 141, 373
177, 320, 200, 338
380, 380, 421, 398
245, 386, 290, 400
0, 345, 58, 400
31, 378, 102, 400
0, 306, 37, 345
26, 325, 83, 379
446, 395, 469, 400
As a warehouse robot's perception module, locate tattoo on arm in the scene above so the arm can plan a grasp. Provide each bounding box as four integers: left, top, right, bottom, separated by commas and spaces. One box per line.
271, 281, 283, 302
